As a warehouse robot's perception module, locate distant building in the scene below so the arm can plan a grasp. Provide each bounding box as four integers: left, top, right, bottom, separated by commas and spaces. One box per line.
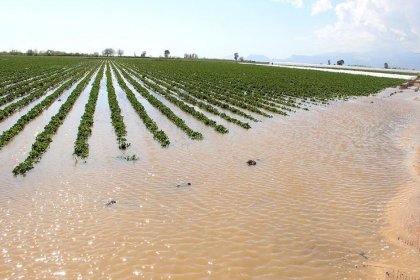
337, 60, 344, 66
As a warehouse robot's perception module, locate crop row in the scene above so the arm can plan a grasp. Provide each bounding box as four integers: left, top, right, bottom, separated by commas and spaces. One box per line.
106, 64, 130, 150
124, 66, 229, 134
117, 66, 203, 140
130, 65, 282, 118
120, 63, 275, 118
74, 64, 105, 158
0, 66, 88, 122
110, 63, 170, 147
12, 66, 98, 175
169, 71, 297, 110
157, 74, 274, 117
0, 70, 89, 150
118, 63, 259, 122
0, 67, 65, 97
181, 78, 293, 114
0, 56, 86, 89
0, 66, 80, 106
142, 74, 251, 129
120, 59, 404, 106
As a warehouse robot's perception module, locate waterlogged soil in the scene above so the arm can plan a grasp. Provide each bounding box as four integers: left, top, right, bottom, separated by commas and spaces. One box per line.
0, 84, 419, 279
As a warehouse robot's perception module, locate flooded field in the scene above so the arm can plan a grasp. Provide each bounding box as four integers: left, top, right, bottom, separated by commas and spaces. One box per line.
0, 80, 419, 279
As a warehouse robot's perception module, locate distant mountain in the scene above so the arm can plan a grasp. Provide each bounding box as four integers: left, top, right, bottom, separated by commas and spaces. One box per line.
222, 54, 273, 62
245, 54, 272, 62
274, 51, 420, 70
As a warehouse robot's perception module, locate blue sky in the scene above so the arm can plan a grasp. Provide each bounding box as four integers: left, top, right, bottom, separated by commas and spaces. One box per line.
0, 0, 419, 58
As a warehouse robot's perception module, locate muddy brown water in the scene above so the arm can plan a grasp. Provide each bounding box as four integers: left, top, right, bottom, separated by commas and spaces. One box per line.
0, 77, 419, 279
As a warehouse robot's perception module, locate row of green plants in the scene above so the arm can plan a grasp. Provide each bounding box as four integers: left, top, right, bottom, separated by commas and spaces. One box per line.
129, 67, 260, 122
12, 66, 98, 175
144, 74, 251, 129
106, 64, 130, 150
0, 66, 81, 106
117, 66, 203, 140
0, 67, 64, 97
188, 74, 306, 111
0, 62, 54, 87
164, 74, 292, 114
120, 59, 404, 106
0, 56, 86, 88
146, 71, 260, 121
123, 66, 229, 134
73, 64, 105, 158
185, 79, 292, 115
0, 66, 88, 122
156, 68, 299, 112
168, 78, 275, 118
122, 63, 279, 118
0, 71, 89, 150
110, 63, 170, 147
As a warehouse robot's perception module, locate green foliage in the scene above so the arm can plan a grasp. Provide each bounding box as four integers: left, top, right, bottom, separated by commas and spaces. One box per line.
0, 67, 61, 97
0, 66, 88, 122
119, 59, 404, 111
118, 63, 259, 122
117, 65, 203, 140
12, 65, 99, 175
123, 66, 229, 134
144, 75, 251, 129
0, 56, 88, 89
0, 66, 81, 106
106, 63, 130, 150
0, 71, 87, 150
119, 154, 139, 161
110, 63, 170, 147
74, 64, 105, 158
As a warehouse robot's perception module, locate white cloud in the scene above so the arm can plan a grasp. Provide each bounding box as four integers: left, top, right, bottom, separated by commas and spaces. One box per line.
314, 0, 420, 52
271, 0, 304, 8
311, 0, 333, 15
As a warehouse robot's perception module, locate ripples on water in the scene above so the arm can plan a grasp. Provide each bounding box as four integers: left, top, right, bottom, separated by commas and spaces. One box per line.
0, 84, 419, 279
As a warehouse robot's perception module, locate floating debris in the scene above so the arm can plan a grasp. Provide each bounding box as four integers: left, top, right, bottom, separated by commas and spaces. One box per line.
105, 200, 117, 207
247, 160, 257, 166
176, 182, 191, 188
358, 252, 368, 260
119, 154, 139, 161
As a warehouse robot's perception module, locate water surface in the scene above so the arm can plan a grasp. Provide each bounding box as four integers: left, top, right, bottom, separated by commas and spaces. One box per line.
0, 85, 419, 279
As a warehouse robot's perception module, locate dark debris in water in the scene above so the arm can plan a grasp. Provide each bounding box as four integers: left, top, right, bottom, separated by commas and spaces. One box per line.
176, 182, 191, 188
118, 154, 139, 161
105, 200, 117, 207
358, 252, 368, 260
247, 160, 257, 166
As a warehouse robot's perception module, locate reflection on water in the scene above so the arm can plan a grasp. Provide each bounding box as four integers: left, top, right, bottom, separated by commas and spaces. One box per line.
0, 85, 419, 279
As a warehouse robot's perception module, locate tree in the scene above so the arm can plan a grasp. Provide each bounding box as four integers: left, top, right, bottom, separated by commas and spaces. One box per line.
384, 62, 389, 69
26, 49, 34, 56
164, 50, 170, 58
102, 48, 115, 57
117, 49, 124, 57
234, 52, 239, 61
93, 52, 99, 57
328, 59, 331, 65
239, 56, 244, 62
141, 51, 147, 57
